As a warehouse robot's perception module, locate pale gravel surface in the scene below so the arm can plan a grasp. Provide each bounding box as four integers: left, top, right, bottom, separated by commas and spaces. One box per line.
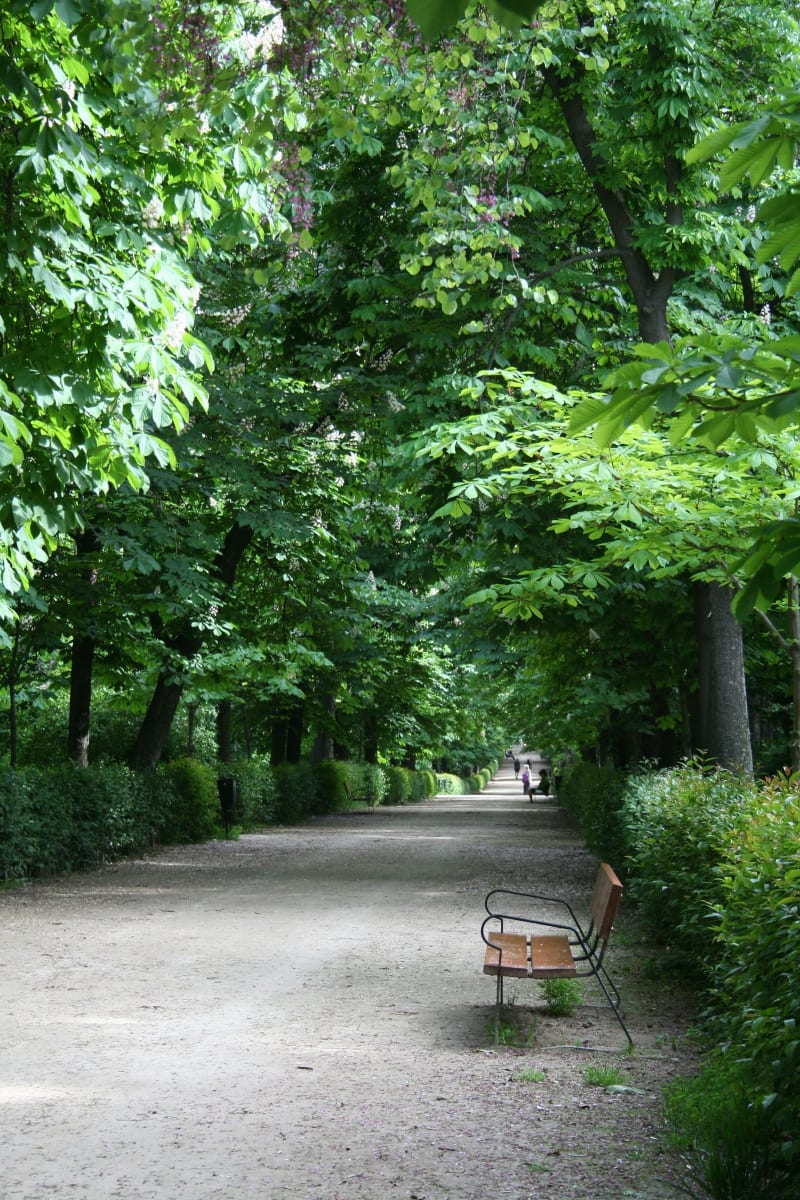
0, 758, 699, 1200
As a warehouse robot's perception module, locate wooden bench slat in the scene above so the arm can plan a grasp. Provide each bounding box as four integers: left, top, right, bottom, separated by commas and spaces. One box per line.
530, 935, 576, 977
591, 863, 623, 940
483, 932, 529, 977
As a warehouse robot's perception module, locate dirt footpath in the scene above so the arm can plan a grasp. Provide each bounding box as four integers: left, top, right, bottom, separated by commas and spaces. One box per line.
0, 761, 696, 1199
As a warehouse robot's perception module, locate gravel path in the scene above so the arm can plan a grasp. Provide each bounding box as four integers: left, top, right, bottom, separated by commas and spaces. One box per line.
0, 758, 697, 1199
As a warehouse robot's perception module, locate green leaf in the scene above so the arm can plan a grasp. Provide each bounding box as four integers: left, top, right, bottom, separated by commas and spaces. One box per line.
54, 0, 85, 25
406, 0, 470, 39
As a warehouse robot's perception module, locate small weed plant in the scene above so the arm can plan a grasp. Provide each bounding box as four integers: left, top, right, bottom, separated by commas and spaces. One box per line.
540, 977, 582, 1017
516, 1067, 546, 1082
486, 1003, 538, 1047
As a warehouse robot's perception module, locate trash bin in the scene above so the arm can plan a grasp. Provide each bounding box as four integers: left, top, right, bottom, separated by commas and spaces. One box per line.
217, 775, 238, 838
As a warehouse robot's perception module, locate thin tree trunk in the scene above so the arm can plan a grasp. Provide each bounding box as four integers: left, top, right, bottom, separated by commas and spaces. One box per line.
270, 712, 288, 765
363, 710, 378, 765
130, 521, 254, 771
788, 576, 800, 773
543, 63, 678, 343
216, 699, 233, 764
68, 632, 95, 768
310, 694, 336, 763
67, 528, 102, 768
130, 676, 185, 771
8, 621, 20, 769
286, 699, 304, 764
187, 702, 198, 758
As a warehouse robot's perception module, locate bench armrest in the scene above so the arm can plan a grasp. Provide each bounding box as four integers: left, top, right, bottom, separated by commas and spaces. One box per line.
485, 886, 581, 927
481, 912, 580, 945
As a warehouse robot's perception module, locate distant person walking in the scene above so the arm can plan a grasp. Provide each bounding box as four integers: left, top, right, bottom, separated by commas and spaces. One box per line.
521, 764, 530, 794
513, 758, 521, 779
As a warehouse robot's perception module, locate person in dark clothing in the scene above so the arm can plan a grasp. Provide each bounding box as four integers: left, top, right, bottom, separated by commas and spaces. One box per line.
513, 758, 520, 778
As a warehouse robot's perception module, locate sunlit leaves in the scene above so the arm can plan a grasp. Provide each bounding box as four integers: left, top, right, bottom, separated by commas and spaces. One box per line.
0, 1, 284, 626
688, 93, 800, 297
405, 0, 546, 40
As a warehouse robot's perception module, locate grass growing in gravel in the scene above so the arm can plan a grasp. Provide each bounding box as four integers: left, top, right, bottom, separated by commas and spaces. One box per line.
584, 1064, 626, 1087
485, 1003, 538, 1047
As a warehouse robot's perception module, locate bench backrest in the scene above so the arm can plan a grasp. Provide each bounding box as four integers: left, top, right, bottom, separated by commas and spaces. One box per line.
590, 863, 623, 941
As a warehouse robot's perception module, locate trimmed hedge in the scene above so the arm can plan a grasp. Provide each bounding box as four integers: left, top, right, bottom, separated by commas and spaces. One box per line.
558, 759, 627, 865
0, 764, 162, 880
159, 758, 220, 844
0, 756, 495, 883
619, 761, 799, 1196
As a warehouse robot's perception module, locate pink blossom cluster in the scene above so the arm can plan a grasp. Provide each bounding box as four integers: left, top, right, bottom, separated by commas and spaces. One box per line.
149, 2, 224, 95
277, 141, 314, 232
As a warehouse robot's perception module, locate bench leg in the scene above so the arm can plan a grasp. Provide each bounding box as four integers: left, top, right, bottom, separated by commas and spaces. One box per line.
592, 969, 633, 1046
494, 970, 503, 1042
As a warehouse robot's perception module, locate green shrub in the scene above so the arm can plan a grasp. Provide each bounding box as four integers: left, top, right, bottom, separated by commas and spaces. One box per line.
159, 758, 219, 844
622, 760, 758, 974
336, 761, 386, 808
706, 772, 800, 1183
312, 759, 350, 813
418, 769, 437, 798
231, 759, 278, 826
558, 759, 628, 863
0, 764, 161, 880
271, 762, 318, 823
407, 768, 434, 802
540, 978, 582, 1017
436, 772, 464, 794
363, 763, 388, 806
385, 765, 411, 805
0, 767, 65, 878
664, 1055, 795, 1200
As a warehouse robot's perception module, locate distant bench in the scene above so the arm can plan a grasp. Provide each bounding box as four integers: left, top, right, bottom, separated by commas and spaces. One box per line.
481, 862, 632, 1044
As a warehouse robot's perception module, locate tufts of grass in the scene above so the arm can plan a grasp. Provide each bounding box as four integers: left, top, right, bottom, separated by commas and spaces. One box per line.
583, 1063, 626, 1087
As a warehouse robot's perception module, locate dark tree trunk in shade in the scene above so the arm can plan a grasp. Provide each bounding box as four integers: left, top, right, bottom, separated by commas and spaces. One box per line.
693, 581, 753, 774
130, 521, 254, 771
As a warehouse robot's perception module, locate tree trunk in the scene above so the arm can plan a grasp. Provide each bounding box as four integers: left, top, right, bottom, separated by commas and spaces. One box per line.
130, 520, 254, 771
270, 711, 288, 765
310, 694, 336, 763
286, 699, 304, 764
693, 582, 753, 774
187, 702, 198, 758
363, 710, 378, 765
130, 675, 185, 771
545, 55, 761, 777
216, 699, 233, 764
8, 621, 20, 769
68, 631, 95, 768
543, 64, 678, 344
788, 576, 800, 773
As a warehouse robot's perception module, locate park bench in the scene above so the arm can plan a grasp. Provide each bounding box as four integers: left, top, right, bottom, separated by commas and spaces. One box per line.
481, 862, 632, 1044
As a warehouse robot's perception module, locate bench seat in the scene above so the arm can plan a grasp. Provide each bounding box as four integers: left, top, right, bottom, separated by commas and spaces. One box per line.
483, 933, 577, 978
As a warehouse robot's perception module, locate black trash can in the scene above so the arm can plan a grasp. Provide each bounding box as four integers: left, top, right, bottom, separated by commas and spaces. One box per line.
217, 775, 238, 838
